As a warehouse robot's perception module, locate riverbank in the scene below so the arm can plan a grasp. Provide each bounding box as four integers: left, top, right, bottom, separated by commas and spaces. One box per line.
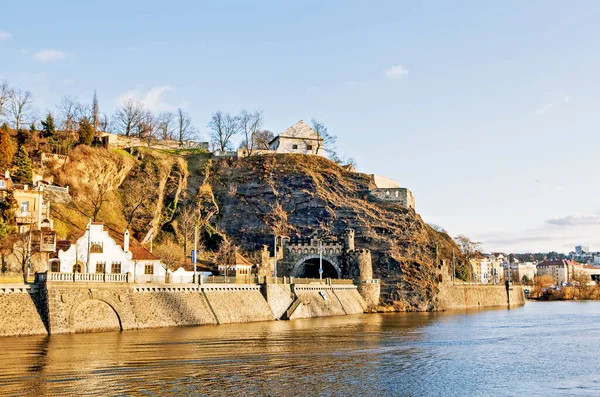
0, 281, 369, 337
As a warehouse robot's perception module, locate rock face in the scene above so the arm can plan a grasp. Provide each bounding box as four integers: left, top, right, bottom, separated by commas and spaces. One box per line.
206, 154, 458, 311
47, 148, 459, 312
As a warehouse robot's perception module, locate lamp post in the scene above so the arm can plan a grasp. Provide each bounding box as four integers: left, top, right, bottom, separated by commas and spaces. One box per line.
319, 238, 323, 282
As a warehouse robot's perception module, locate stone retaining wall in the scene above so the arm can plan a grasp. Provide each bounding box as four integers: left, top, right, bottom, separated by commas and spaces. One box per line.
436, 283, 526, 310
0, 282, 370, 337
0, 286, 48, 337
202, 285, 275, 324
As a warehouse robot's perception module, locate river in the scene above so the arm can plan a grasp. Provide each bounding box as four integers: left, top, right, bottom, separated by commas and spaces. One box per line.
0, 301, 598, 396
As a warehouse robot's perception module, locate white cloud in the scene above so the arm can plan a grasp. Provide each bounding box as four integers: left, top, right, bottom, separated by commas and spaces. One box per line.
116, 85, 177, 112
385, 65, 409, 79
33, 49, 67, 62
0, 31, 12, 41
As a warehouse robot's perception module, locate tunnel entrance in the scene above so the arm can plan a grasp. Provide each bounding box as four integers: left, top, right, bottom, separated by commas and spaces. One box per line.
294, 258, 339, 279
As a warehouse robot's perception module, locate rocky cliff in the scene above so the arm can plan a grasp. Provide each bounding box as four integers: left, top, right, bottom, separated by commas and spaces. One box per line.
47, 148, 458, 311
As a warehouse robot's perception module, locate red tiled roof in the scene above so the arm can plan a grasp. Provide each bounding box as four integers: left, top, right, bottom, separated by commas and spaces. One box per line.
129, 245, 158, 260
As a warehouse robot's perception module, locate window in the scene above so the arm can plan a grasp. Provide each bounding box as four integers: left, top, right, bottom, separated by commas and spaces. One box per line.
50, 262, 60, 272
0, 180, 5, 188
111, 262, 121, 274
292, 144, 298, 149
90, 242, 103, 253
20, 201, 29, 213
306, 145, 313, 150
144, 264, 154, 275
96, 262, 106, 273
73, 263, 82, 273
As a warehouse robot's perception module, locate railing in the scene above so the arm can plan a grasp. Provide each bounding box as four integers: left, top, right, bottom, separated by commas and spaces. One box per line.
40, 272, 131, 283
40, 184, 69, 194
202, 275, 259, 284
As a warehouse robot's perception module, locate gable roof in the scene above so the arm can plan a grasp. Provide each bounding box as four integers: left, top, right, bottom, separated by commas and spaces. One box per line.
235, 252, 254, 267
269, 120, 322, 144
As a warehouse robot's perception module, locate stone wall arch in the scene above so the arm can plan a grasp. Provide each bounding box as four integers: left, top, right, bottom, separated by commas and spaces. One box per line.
291, 254, 342, 279
69, 298, 122, 333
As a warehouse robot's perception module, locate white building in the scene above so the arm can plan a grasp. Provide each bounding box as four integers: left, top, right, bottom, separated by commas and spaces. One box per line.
53, 223, 168, 283
268, 120, 324, 156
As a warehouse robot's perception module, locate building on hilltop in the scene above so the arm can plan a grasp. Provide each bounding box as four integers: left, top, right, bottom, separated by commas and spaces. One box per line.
367, 174, 415, 209
268, 120, 324, 156
54, 223, 168, 283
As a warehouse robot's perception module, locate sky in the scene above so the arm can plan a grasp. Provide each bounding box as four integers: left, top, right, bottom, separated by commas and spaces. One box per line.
2, 0, 600, 253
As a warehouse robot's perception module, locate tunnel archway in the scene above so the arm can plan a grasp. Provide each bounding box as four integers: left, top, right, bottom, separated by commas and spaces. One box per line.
292, 256, 340, 278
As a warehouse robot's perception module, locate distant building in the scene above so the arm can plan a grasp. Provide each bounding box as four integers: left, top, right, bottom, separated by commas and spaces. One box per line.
268, 120, 324, 156
536, 260, 582, 285
576, 245, 589, 255
218, 252, 254, 277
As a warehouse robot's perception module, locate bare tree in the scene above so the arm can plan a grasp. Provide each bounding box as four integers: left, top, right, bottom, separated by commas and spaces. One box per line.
157, 111, 175, 140
8, 89, 34, 130
208, 111, 239, 151
176, 108, 196, 144
238, 109, 263, 154
91, 90, 99, 132
177, 205, 197, 259
252, 129, 275, 150
0, 81, 13, 119
154, 240, 185, 272
311, 118, 338, 158
113, 99, 144, 136
216, 237, 237, 278
98, 113, 110, 133
57, 96, 82, 133
136, 110, 158, 139
121, 168, 157, 229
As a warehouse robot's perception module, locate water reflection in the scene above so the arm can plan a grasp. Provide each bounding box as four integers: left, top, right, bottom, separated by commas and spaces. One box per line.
0, 303, 599, 396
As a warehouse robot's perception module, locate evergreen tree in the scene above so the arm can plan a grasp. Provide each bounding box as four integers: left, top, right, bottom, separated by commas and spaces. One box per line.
30, 122, 38, 137
41, 113, 57, 152
41, 113, 56, 139
0, 123, 15, 171
10, 146, 33, 184
78, 118, 94, 146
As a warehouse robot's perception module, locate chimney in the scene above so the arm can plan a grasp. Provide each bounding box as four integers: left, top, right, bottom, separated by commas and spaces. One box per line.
124, 229, 130, 252
4, 170, 8, 178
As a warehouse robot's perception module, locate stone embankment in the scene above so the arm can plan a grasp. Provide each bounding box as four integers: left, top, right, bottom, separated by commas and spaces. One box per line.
436, 283, 526, 310
0, 280, 370, 337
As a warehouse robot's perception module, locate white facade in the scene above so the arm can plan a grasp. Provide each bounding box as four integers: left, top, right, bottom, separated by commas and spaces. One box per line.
56, 223, 167, 283
371, 175, 400, 189
268, 120, 324, 156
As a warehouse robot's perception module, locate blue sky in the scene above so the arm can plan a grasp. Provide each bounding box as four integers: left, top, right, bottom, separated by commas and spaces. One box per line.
2, 1, 600, 253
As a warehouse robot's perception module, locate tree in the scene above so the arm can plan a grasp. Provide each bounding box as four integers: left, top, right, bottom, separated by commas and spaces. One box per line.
136, 110, 158, 139
238, 109, 263, 154
0, 81, 13, 119
41, 112, 57, 138
10, 146, 32, 184
216, 237, 237, 278
8, 89, 34, 130
120, 167, 157, 229
453, 235, 482, 282
113, 99, 144, 136
91, 90, 99, 132
176, 109, 195, 145
154, 240, 185, 272
208, 111, 239, 151
311, 118, 338, 158
57, 96, 82, 133
78, 118, 94, 145
252, 129, 275, 150
0, 123, 15, 170
177, 205, 197, 260
157, 111, 175, 140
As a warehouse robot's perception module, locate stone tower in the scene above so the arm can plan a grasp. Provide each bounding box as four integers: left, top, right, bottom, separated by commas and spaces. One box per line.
344, 229, 355, 251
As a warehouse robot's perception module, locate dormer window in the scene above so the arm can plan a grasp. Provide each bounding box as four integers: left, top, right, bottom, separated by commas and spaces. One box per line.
0, 180, 5, 189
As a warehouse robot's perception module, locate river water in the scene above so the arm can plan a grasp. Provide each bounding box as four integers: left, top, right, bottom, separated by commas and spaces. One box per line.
0, 301, 598, 396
